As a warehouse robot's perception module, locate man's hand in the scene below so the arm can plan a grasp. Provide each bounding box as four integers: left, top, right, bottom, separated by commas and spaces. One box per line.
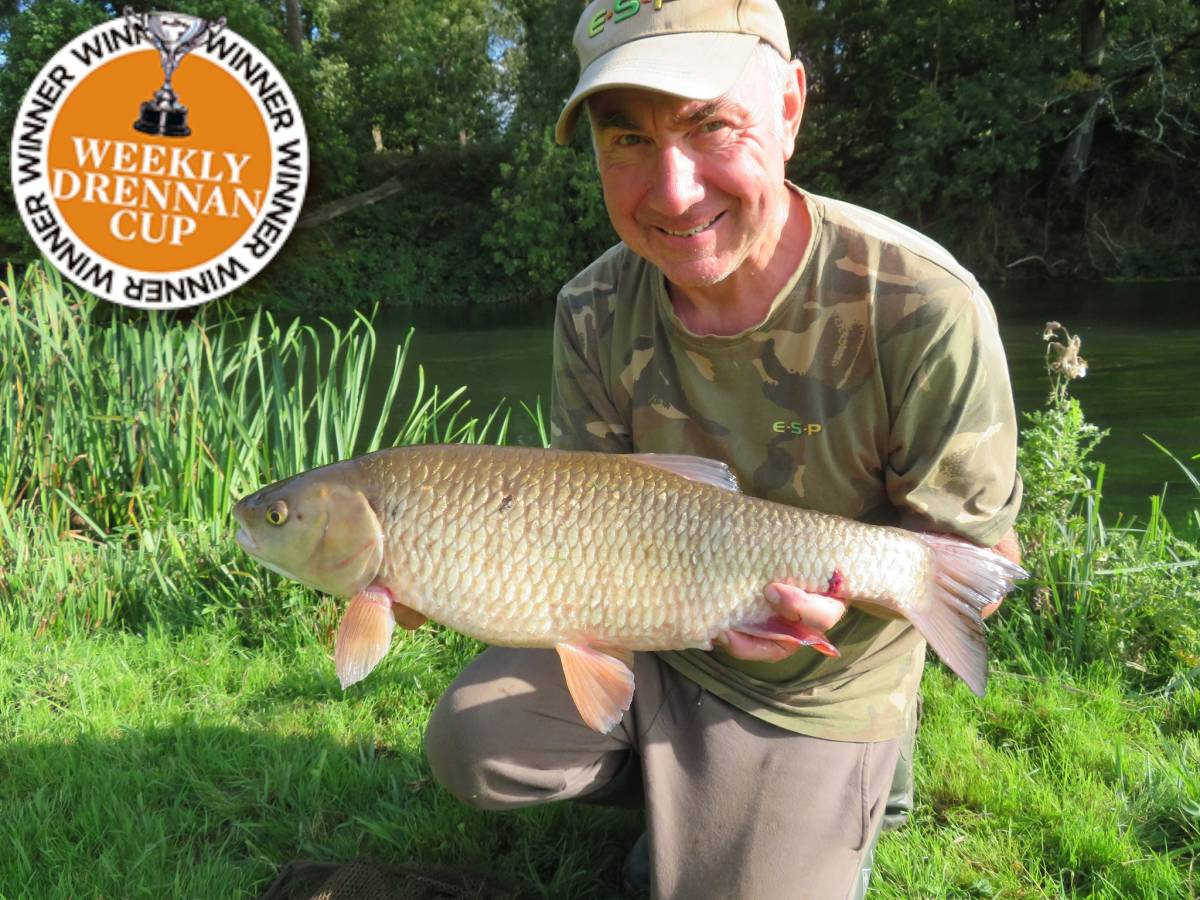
717, 583, 848, 662
717, 525, 1021, 661
982, 526, 1022, 618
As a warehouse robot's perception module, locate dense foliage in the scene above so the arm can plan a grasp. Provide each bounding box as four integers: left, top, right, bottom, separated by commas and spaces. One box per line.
2, 0, 1198, 305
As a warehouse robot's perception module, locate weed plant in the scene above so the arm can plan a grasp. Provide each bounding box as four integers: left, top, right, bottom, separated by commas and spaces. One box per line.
993, 326, 1200, 690
0, 264, 1197, 897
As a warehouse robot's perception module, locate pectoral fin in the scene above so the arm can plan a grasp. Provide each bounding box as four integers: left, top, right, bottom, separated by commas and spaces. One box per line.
730, 616, 841, 657
555, 642, 636, 734
334, 588, 397, 689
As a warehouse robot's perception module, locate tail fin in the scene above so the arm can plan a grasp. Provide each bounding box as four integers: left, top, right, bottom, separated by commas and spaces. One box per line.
907, 533, 1028, 697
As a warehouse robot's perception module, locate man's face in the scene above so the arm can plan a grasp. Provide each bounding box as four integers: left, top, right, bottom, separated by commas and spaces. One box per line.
588, 54, 803, 290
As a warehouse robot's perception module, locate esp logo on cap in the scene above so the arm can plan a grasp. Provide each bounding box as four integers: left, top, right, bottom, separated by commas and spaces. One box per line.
588, 0, 676, 39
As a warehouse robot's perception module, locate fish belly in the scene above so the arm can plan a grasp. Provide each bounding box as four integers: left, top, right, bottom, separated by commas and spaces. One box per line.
363, 445, 929, 650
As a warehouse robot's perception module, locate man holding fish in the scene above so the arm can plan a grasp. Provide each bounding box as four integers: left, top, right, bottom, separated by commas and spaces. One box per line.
235, 0, 1024, 896
425, 1, 1021, 897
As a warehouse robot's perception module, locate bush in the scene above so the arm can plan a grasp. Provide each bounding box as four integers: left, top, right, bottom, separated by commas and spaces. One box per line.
246, 144, 512, 309
485, 126, 615, 299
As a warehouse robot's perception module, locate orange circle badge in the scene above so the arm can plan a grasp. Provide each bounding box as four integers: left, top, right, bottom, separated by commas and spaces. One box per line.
11, 10, 307, 309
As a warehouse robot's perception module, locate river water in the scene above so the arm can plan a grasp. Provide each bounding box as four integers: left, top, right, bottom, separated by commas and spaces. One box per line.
326, 280, 1199, 530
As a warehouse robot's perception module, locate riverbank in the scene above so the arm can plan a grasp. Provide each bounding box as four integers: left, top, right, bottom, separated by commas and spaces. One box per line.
2, 265, 1197, 896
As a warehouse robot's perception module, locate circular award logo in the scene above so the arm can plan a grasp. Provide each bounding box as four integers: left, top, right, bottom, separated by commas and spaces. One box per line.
11, 10, 308, 309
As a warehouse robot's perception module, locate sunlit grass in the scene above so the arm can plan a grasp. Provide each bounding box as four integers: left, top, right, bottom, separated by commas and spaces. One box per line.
875, 669, 1199, 899
0, 625, 637, 898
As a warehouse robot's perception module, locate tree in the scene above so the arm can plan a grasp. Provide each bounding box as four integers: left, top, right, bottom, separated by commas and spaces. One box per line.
1060, 0, 1106, 187
781, 0, 1199, 276
284, 0, 303, 51
0, 0, 111, 253
501, 0, 581, 136
316, 0, 516, 155
485, 125, 613, 297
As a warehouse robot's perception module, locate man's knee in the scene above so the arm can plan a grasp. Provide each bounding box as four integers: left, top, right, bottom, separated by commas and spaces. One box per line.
425, 683, 512, 810
424, 647, 598, 811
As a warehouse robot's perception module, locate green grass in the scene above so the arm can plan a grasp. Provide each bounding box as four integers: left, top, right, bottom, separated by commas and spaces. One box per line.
0, 263, 511, 541
1, 263, 1198, 897
876, 669, 1199, 898
2, 630, 1194, 898
0, 626, 638, 898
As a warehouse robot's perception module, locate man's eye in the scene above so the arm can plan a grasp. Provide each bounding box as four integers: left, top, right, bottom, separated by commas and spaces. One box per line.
700, 120, 728, 134
615, 133, 643, 147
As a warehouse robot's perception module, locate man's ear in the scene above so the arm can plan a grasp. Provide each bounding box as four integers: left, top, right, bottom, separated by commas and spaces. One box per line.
782, 59, 807, 161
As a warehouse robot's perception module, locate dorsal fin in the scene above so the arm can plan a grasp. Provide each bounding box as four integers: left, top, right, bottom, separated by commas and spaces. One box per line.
627, 453, 741, 492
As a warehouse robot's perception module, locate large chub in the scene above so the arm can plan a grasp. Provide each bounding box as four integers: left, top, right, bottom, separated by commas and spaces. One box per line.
907, 534, 1028, 696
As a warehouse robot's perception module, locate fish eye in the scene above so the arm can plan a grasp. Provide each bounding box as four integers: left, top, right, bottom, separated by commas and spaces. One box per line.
265, 501, 288, 526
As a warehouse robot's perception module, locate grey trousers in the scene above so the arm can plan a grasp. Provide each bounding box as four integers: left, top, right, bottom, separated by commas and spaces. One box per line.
426, 648, 902, 900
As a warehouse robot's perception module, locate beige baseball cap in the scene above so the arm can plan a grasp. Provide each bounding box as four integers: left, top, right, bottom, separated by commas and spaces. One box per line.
555, 0, 791, 145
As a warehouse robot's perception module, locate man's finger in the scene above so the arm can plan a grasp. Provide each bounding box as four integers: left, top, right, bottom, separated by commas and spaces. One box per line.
766, 582, 848, 631
716, 630, 800, 662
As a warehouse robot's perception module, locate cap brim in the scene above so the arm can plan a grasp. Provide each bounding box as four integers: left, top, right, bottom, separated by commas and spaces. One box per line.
555, 32, 759, 145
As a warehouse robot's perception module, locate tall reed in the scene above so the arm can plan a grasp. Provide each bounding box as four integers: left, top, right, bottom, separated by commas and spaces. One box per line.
1, 262, 507, 541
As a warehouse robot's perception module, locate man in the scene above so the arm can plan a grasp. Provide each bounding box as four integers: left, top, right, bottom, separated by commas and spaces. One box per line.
422, 1, 1023, 896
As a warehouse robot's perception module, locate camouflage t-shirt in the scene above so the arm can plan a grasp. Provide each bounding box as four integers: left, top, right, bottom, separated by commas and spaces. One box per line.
549, 188, 1022, 741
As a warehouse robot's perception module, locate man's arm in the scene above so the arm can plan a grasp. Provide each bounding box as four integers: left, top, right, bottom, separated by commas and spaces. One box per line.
886, 288, 1022, 614
887, 291, 1022, 546
724, 288, 1023, 660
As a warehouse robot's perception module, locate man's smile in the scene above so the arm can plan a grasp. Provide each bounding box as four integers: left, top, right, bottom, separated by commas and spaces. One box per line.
653, 211, 725, 239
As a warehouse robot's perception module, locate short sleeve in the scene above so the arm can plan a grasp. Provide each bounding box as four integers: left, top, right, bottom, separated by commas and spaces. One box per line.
885, 288, 1022, 547
549, 292, 632, 453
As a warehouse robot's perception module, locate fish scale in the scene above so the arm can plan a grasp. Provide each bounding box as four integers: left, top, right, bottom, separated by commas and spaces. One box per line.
354, 445, 923, 649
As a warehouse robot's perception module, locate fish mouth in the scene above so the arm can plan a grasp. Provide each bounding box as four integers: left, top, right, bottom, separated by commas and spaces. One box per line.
235, 526, 259, 554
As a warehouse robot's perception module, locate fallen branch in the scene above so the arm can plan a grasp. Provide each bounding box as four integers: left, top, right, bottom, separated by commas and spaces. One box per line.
1006, 254, 1067, 275
297, 176, 404, 229
1088, 213, 1125, 265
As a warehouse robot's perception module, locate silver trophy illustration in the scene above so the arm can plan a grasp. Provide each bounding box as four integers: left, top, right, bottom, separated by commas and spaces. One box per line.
124, 7, 226, 137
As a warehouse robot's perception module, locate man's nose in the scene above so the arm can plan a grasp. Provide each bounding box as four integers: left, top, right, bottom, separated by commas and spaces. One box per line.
650, 145, 704, 217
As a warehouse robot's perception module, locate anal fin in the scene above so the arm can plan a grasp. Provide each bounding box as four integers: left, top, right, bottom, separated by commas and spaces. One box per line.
555, 642, 636, 734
